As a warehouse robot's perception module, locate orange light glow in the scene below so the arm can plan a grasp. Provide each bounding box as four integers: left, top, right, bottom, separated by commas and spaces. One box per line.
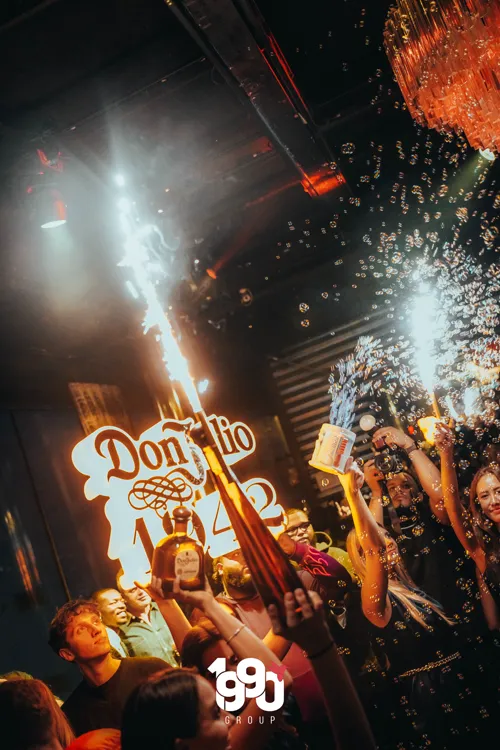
418, 416, 439, 445
385, 0, 500, 152
301, 167, 344, 198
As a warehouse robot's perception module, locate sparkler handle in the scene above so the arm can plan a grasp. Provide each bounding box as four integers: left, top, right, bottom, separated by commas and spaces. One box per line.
430, 392, 442, 420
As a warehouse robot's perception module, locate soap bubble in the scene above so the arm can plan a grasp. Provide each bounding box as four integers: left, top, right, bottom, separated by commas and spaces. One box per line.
341, 143, 356, 155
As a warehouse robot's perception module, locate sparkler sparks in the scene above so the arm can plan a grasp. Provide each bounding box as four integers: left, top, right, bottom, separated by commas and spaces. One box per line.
117, 207, 202, 413
410, 283, 441, 395
328, 336, 383, 430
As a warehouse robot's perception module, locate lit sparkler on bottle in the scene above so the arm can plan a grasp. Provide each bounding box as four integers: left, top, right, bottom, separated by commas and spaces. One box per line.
117, 206, 202, 413
115, 196, 303, 612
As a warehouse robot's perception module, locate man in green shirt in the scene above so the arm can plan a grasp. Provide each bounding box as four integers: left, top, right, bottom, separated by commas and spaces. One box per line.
116, 577, 179, 667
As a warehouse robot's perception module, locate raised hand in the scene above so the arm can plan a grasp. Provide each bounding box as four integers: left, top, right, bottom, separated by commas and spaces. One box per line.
373, 426, 414, 451
139, 574, 215, 611
277, 532, 296, 557
434, 422, 454, 454
364, 458, 384, 493
267, 589, 333, 655
338, 457, 364, 494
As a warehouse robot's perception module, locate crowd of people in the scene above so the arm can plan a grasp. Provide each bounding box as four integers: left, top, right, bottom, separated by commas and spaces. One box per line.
2, 423, 500, 750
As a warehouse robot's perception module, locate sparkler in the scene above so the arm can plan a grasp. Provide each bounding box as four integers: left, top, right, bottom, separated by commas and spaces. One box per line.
117, 209, 202, 414
328, 336, 383, 430
463, 386, 480, 420
410, 283, 443, 418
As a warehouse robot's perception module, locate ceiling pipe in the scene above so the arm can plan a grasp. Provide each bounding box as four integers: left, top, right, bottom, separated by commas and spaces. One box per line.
165, 0, 349, 202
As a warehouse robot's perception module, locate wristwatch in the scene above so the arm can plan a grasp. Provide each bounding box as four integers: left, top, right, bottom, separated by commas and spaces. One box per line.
405, 443, 419, 456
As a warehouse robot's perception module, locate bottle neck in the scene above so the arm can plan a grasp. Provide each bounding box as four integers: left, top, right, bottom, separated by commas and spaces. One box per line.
195, 411, 228, 474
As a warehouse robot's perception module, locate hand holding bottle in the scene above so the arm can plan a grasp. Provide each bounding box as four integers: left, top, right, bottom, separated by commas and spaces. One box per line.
148, 573, 216, 610
138, 572, 213, 608
277, 532, 296, 557
267, 588, 333, 656
338, 457, 365, 495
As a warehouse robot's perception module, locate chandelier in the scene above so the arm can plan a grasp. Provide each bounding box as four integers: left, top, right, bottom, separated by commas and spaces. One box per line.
384, 0, 500, 153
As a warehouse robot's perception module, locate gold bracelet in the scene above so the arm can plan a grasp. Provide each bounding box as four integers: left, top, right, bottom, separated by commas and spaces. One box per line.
227, 625, 245, 645
399, 651, 460, 679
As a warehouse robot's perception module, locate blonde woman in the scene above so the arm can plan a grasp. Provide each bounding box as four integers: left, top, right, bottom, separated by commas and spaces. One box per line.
434, 421, 500, 629
339, 458, 495, 745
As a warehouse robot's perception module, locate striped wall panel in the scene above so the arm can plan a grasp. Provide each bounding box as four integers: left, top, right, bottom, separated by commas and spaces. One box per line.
270, 311, 393, 500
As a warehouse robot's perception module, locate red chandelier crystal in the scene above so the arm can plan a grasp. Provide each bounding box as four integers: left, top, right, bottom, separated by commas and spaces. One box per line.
384, 0, 500, 153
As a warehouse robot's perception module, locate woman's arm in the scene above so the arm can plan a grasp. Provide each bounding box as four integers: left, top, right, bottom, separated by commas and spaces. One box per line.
434, 423, 486, 572
372, 426, 448, 523
339, 460, 392, 628
154, 576, 291, 750
476, 568, 500, 630
201, 596, 293, 750
269, 589, 376, 750
364, 459, 385, 525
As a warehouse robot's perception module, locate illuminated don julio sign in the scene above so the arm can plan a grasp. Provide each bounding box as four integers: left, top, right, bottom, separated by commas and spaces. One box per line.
72, 415, 285, 584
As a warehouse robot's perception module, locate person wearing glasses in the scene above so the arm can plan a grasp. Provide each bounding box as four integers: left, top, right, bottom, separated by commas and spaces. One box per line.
284, 507, 355, 580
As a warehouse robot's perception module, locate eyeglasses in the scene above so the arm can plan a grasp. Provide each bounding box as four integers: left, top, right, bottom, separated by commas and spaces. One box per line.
287, 522, 310, 535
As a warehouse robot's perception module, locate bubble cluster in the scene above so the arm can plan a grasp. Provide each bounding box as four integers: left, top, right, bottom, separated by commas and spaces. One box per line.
341, 143, 356, 155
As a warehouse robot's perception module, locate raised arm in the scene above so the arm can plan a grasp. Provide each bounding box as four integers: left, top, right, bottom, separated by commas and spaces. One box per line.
372, 426, 448, 522
268, 588, 376, 750
476, 568, 500, 630
338, 459, 392, 628
434, 423, 486, 571
153, 576, 291, 750
364, 459, 385, 525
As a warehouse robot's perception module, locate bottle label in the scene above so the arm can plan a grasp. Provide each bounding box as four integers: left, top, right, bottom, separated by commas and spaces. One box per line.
175, 550, 200, 581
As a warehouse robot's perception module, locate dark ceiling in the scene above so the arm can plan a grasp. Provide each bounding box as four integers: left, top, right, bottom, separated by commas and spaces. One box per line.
0, 0, 498, 411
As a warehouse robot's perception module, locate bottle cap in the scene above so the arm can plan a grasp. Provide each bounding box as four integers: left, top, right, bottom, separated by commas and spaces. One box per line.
173, 504, 191, 522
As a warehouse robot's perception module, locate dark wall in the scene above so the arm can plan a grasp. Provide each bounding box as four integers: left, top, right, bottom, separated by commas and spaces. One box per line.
0, 408, 118, 695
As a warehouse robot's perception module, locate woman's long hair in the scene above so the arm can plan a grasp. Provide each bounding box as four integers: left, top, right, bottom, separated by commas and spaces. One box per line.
469, 464, 500, 581
0, 678, 74, 750
346, 528, 453, 629
121, 668, 199, 750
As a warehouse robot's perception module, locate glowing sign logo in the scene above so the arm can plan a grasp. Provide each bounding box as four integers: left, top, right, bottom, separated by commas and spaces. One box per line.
72, 415, 284, 584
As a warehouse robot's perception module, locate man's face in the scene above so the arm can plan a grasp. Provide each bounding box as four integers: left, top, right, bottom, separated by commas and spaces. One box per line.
96, 590, 128, 628
285, 510, 314, 545
120, 584, 151, 614
218, 549, 254, 593
61, 610, 110, 664
386, 474, 414, 507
